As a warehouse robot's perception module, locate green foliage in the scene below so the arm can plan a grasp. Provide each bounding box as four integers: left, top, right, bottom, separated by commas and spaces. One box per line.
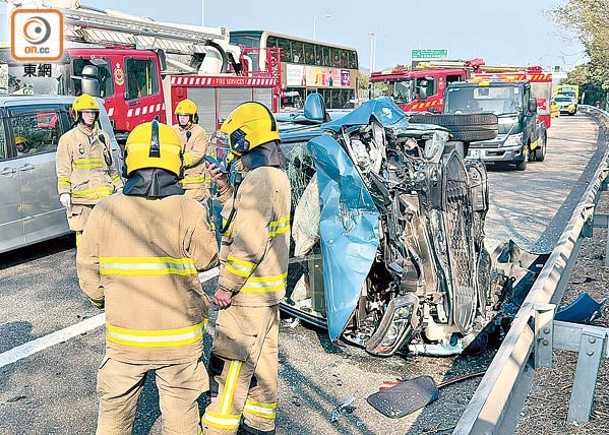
548, 1, 609, 90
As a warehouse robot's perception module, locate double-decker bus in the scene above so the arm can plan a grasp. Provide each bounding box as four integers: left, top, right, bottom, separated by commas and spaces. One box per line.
230, 30, 359, 111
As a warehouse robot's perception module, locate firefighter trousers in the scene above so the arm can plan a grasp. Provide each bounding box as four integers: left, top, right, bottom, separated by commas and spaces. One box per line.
202, 304, 279, 435
96, 356, 208, 435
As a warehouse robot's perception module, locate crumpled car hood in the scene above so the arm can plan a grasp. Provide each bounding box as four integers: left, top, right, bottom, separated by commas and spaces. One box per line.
306, 134, 380, 342
323, 96, 409, 132
304, 97, 414, 342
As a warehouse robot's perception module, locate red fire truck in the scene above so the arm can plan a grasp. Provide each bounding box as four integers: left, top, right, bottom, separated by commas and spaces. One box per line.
2, 4, 281, 140
369, 59, 552, 125
369, 67, 469, 113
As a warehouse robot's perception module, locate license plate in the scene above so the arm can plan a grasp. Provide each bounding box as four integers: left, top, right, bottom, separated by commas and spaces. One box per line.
469, 149, 484, 159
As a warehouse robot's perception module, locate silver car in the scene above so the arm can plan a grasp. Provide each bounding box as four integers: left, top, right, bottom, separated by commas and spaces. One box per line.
0, 96, 120, 253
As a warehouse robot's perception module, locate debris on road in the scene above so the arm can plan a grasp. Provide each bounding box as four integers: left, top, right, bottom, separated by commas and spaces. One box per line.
331, 395, 356, 422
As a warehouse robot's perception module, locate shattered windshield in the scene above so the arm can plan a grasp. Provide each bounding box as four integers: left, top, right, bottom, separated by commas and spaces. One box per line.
445, 85, 524, 115
370, 78, 415, 104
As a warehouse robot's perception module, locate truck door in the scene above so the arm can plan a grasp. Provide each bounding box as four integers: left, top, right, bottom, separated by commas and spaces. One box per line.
0, 112, 24, 252
123, 54, 166, 132
7, 105, 68, 246
71, 55, 120, 132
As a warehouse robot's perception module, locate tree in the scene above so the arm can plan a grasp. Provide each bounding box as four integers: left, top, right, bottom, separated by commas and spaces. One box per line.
548, 1, 609, 89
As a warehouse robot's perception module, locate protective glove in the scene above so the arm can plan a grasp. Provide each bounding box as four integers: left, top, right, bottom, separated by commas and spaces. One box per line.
88, 297, 105, 310
59, 193, 71, 208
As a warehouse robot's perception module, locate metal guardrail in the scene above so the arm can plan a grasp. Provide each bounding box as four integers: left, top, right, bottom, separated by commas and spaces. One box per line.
453, 106, 609, 434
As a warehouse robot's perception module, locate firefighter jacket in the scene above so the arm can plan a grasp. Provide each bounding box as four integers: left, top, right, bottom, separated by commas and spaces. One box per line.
172, 123, 211, 201
76, 194, 219, 364
218, 166, 291, 307
56, 124, 123, 205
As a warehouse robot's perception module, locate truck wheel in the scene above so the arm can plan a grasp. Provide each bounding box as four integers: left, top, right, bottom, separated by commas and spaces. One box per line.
515, 146, 529, 171
408, 113, 499, 142
533, 133, 547, 162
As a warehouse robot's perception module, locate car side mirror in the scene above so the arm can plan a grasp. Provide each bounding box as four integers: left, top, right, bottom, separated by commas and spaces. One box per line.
528, 98, 537, 113
81, 77, 101, 98
419, 87, 428, 100
304, 92, 329, 122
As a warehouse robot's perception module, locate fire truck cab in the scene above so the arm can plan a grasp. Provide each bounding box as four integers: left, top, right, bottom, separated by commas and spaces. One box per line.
444, 77, 548, 171
369, 67, 467, 113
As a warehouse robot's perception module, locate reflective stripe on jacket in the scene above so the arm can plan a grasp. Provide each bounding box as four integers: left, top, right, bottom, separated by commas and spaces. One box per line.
76, 194, 219, 364
218, 166, 291, 307
56, 124, 123, 204
173, 123, 211, 201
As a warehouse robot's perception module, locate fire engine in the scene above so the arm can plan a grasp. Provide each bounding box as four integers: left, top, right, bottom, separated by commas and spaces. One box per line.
2, 2, 281, 141
369, 59, 553, 126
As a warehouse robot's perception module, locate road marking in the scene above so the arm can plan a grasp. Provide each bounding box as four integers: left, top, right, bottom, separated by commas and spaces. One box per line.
0, 266, 220, 369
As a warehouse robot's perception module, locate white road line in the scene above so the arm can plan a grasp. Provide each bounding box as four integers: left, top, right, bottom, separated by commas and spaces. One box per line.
0, 266, 220, 369
0, 314, 105, 369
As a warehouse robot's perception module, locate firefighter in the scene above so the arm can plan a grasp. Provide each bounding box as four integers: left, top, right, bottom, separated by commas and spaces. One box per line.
56, 94, 123, 246
172, 99, 212, 202
77, 120, 219, 435
201, 102, 291, 435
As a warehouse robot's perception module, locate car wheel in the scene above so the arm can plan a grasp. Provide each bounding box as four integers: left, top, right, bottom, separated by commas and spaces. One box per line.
515, 146, 529, 171
408, 113, 499, 142
533, 133, 547, 162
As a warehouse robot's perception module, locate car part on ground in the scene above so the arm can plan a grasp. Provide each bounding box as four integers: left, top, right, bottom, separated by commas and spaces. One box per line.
367, 371, 486, 418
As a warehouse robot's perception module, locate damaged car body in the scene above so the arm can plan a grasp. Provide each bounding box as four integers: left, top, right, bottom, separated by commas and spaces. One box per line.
279, 96, 500, 357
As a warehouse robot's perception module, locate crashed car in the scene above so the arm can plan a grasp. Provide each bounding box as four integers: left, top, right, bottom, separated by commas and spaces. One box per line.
209, 95, 499, 357
273, 95, 501, 357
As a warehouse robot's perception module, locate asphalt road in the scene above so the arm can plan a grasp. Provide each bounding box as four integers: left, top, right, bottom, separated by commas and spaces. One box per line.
0, 113, 604, 435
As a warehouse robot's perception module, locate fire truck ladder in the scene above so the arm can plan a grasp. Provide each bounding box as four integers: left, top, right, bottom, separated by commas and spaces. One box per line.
61, 7, 226, 55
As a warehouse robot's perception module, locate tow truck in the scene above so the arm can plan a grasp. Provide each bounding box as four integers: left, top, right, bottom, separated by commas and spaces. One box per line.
443, 75, 547, 170
2, 2, 281, 140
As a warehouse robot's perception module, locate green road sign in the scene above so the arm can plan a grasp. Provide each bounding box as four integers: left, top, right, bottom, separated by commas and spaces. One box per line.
411, 49, 448, 59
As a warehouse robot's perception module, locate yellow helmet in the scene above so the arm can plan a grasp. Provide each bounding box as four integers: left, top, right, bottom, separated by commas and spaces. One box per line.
175, 99, 199, 125
15, 136, 28, 145
73, 94, 100, 122
124, 121, 183, 177
220, 101, 279, 157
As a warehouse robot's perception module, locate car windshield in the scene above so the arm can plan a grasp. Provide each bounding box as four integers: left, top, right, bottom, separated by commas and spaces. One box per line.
370, 78, 416, 104
445, 85, 524, 115
554, 96, 572, 103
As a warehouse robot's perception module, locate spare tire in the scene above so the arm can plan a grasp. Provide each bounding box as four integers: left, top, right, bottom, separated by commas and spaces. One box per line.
408, 113, 499, 142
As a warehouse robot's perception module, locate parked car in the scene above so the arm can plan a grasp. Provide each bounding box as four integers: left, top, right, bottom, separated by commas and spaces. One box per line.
553, 95, 577, 116
0, 96, 120, 253
210, 95, 499, 357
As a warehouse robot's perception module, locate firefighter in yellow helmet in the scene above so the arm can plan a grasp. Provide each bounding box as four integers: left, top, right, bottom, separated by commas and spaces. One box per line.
172, 99, 212, 202
202, 102, 291, 435
56, 94, 123, 245
77, 120, 219, 435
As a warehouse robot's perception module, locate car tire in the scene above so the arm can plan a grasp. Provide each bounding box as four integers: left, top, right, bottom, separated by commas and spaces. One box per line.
408, 113, 499, 142
515, 146, 529, 171
533, 133, 547, 162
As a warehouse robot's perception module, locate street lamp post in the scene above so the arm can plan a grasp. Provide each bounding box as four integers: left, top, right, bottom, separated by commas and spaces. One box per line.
313, 14, 331, 40
369, 31, 377, 73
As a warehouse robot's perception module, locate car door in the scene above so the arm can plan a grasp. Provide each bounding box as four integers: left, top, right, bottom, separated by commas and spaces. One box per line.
7, 104, 69, 245
0, 111, 24, 253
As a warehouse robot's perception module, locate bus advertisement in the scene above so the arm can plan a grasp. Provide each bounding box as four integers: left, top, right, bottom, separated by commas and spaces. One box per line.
230, 30, 359, 111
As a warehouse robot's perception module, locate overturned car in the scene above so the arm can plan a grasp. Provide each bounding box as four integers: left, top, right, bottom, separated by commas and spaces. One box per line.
275, 96, 501, 357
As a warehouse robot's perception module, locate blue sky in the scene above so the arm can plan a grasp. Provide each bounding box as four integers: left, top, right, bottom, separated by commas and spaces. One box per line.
1, 0, 585, 72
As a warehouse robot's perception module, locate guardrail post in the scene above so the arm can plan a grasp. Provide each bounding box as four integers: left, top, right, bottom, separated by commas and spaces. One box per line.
593, 213, 609, 267
567, 328, 607, 424
534, 303, 556, 368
